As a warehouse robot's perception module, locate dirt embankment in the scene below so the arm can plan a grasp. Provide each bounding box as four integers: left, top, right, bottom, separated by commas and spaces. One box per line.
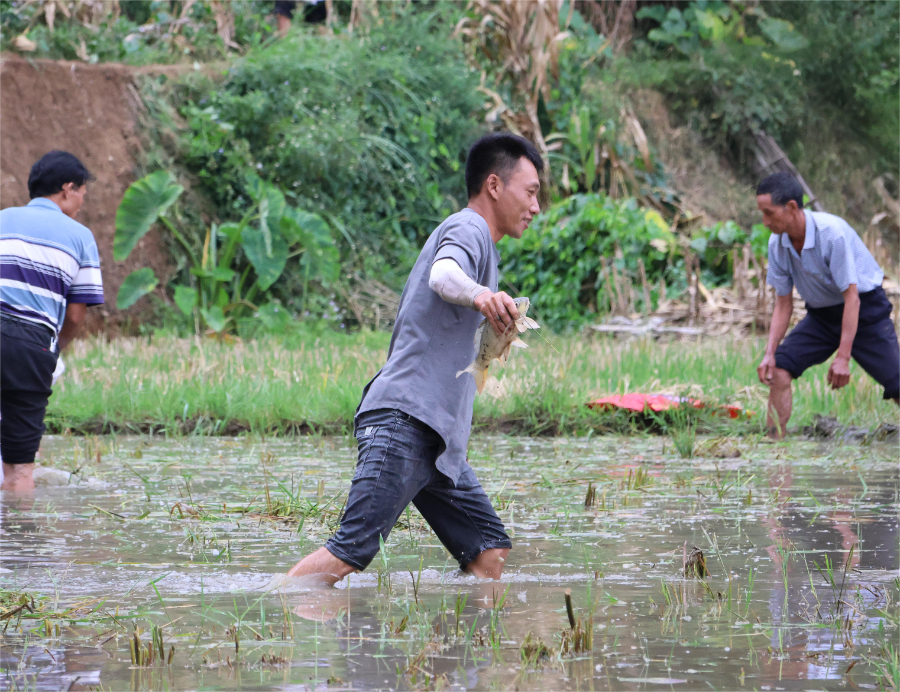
1, 56, 171, 334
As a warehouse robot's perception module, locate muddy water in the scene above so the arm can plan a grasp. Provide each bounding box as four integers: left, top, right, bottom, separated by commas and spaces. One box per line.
1, 435, 897, 691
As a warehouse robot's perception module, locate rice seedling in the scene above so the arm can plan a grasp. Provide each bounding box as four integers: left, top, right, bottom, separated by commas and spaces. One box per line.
559, 589, 593, 655
519, 631, 554, 667
45, 333, 896, 436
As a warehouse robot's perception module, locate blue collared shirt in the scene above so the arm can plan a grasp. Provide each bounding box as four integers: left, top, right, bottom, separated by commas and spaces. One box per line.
765, 210, 883, 309
0, 198, 104, 336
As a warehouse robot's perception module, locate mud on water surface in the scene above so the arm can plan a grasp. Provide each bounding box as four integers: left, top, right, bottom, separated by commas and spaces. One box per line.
2, 434, 898, 691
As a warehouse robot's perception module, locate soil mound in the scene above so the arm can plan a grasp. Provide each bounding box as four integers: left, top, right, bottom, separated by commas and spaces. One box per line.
0, 55, 171, 334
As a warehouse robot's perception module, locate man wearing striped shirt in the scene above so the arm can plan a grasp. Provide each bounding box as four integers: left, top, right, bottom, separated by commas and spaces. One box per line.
1, 151, 104, 491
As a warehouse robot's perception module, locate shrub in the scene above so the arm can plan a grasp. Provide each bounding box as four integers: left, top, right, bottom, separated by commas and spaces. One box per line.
179, 6, 483, 285
500, 193, 676, 332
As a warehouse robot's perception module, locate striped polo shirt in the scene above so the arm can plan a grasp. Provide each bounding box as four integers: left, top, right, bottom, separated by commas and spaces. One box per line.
0, 198, 104, 336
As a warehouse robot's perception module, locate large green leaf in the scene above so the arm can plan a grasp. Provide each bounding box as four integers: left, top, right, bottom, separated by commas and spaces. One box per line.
281, 209, 340, 283
200, 305, 230, 333
241, 226, 289, 291
116, 268, 159, 310
173, 284, 198, 315
758, 16, 809, 52
114, 171, 184, 262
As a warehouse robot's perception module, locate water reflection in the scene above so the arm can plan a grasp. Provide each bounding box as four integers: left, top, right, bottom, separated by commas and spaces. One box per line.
0, 435, 897, 691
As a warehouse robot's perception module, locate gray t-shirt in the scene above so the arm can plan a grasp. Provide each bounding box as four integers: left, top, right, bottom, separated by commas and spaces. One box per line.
357, 208, 499, 485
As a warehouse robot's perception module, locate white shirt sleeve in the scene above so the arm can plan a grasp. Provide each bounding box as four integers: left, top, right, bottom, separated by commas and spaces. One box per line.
428, 258, 490, 309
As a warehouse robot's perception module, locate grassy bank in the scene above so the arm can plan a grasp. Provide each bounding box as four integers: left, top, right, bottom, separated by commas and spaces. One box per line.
46, 331, 895, 437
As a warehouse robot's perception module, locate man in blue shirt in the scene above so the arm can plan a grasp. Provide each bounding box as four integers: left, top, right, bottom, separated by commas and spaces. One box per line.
0, 151, 104, 491
756, 171, 899, 437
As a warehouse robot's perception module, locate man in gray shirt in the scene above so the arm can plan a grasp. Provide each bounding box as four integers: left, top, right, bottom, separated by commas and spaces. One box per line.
286, 133, 543, 583
756, 172, 899, 437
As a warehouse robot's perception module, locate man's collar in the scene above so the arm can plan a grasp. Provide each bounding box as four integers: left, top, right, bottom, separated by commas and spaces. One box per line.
802, 209, 816, 249
27, 198, 63, 213
779, 210, 815, 250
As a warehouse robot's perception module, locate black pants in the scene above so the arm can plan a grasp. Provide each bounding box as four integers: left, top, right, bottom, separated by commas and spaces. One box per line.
0, 316, 58, 465
775, 286, 900, 400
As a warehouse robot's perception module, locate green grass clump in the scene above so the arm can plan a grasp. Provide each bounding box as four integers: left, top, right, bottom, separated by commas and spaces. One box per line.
46, 331, 896, 436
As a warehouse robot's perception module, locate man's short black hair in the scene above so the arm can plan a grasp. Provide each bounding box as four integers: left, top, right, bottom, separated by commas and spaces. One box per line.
756, 171, 803, 208
465, 132, 544, 199
27, 150, 93, 199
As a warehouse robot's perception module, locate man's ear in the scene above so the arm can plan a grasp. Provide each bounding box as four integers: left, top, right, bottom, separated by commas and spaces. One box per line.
485, 173, 503, 201
785, 200, 799, 212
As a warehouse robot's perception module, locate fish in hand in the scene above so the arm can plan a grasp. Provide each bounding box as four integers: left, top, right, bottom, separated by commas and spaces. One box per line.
456, 296, 539, 393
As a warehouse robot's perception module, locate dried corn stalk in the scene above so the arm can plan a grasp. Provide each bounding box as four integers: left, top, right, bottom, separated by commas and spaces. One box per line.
456, 0, 572, 157
209, 1, 238, 49
16, 0, 119, 32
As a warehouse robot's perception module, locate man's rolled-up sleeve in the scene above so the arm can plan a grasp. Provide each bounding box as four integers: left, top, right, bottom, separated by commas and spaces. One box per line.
434, 221, 483, 281
67, 236, 105, 305
766, 242, 793, 297
826, 231, 858, 293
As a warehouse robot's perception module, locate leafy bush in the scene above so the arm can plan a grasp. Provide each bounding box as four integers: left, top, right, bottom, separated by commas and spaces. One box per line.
764, 1, 899, 170
178, 6, 483, 285
500, 193, 677, 332
0, 0, 275, 64
630, 1, 806, 156
114, 171, 339, 335
688, 220, 770, 283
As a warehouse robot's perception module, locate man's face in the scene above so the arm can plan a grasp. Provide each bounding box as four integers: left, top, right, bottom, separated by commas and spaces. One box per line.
59, 183, 87, 220
756, 194, 796, 235
496, 158, 541, 240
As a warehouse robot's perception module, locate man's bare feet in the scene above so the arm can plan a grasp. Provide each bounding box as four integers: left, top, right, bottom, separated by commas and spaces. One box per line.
286, 546, 356, 586
1, 463, 35, 492
463, 548, 510, 579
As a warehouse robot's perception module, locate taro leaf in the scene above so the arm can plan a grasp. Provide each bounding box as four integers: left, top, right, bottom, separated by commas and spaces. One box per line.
212, 267, 237, 282
116, 268, 159, 310
758, 16, 809, 52
114, 171, 184, 261
301, 243, 340, 284
282, 209, 340, 283
258, 185, 286, 255
635, 5, 666, 22
200, 305, 230, 333
256, 301, 291, 333
241, 225, 288, 291
173, 284, 198, 315
716, 221, 740, 246
189, 266, 236, 282
689, 236, 708, 254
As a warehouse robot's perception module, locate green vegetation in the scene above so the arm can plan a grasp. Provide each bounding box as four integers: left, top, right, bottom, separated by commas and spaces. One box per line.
114, 170, 339, 333
46, 333, 894, 435
0, 0, 275, 64
3, 1, 896, 335
175, 6, 483, 287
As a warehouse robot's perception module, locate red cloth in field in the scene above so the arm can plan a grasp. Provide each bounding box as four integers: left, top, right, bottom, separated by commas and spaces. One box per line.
587, 394, 699, 412
587, 394, 747, 418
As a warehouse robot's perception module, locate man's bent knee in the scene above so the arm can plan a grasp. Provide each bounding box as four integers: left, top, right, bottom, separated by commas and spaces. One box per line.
770, 367, 793, 389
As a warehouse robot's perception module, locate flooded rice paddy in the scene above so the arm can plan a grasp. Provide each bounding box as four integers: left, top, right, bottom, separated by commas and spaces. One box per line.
2, 434, 898, 691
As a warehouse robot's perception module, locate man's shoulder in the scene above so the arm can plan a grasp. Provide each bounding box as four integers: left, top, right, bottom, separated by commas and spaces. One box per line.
438, 208, 488, 232
1, 204, 95, 247
810, 211, 854, 238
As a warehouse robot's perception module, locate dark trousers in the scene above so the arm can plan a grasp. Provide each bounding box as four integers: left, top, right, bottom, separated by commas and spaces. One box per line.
325, 408, 511, 570
775, 286, 900, 400
0, 315, 58, 465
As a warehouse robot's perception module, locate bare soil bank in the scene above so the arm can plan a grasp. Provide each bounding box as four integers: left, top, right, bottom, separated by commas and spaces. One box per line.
0, 55, 172, 333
